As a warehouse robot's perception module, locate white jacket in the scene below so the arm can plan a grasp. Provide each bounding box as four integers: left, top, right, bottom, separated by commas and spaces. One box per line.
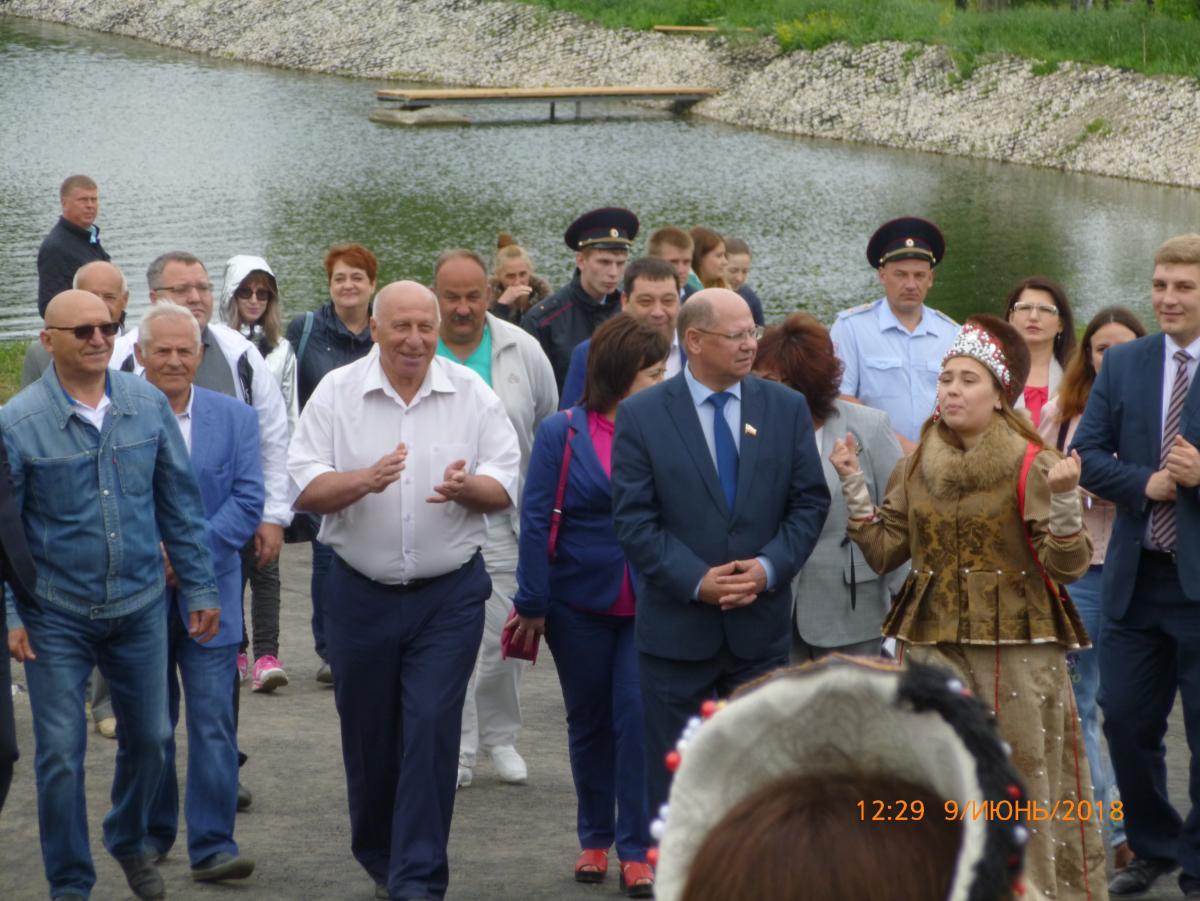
112, 323, 293, 528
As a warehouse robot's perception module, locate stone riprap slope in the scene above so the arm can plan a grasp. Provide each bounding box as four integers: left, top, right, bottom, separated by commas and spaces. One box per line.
6, 0, 1198, 188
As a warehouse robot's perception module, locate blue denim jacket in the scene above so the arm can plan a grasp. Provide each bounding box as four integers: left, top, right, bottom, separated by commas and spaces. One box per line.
2, 366, 219, 630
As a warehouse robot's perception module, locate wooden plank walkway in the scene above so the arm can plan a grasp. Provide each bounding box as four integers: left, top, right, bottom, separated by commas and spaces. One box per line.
374, 85, 719, 121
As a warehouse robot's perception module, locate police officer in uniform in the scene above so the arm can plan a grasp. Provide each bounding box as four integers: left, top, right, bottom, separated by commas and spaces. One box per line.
829, 217, 958, 453
522, 207, 638, 391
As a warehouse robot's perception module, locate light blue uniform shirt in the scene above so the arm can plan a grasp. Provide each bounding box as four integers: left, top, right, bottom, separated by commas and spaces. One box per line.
682, 365, 776, 593
829, 298, 959, 443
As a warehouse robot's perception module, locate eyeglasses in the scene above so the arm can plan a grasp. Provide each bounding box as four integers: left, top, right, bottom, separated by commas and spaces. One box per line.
1011, 302, 1059, 317
694, 326, 764, 343
234, 286, 275, 303
45, 322, 120, 340
155, 282, 213, 297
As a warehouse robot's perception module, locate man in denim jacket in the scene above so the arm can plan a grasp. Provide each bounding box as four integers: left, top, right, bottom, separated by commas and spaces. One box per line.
4, 290, 219, 901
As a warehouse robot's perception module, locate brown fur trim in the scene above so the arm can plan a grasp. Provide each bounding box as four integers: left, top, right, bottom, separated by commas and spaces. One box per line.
919, 417, 1026, 500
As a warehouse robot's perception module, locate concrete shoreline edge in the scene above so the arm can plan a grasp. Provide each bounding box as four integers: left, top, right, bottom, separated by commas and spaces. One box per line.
4, 0, 1199, 189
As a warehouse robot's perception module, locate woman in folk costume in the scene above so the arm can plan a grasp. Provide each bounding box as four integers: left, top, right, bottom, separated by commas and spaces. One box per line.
830, 314, 1107, 900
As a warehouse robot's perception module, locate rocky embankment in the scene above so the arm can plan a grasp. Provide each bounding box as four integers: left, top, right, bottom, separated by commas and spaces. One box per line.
5, 0, 1198, 188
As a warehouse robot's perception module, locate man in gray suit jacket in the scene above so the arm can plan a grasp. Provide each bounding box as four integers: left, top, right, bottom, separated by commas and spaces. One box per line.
612, 289, 830, 813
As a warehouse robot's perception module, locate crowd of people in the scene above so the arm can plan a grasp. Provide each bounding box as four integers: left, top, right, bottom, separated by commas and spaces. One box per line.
1, 172, 1199, 901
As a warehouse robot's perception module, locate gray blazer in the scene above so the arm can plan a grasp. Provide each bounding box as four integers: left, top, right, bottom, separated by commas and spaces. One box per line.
792, 399, 907, 648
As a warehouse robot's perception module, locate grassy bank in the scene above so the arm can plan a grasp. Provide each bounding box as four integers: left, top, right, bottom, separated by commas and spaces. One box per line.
0, 341, 27, 404
518, 0, 1200, 77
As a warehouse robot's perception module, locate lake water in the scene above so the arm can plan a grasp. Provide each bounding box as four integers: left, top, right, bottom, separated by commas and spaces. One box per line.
1, 15, 1196, 340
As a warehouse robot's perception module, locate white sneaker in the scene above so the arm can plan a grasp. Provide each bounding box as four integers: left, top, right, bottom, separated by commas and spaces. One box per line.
456, 765, 473, 789
489, 745, 528, 784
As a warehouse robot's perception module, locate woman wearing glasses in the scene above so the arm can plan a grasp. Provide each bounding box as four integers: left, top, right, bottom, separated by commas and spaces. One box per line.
220, 255, 296, 695
1004, 276, 1077, 427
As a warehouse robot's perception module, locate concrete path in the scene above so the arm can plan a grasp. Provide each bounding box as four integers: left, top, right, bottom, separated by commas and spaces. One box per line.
0, 544, 1190, 899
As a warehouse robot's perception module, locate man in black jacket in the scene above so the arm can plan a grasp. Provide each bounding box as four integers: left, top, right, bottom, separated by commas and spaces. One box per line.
36, 175, 111, 317
522, 207, 637, 390
0, 431, 40, 814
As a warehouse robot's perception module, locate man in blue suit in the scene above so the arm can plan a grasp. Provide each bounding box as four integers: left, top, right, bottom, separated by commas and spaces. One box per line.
135, 302, 264, 883
612, 288, 830, 812
559, 257, 683, 410
1073, 233, 1200, 899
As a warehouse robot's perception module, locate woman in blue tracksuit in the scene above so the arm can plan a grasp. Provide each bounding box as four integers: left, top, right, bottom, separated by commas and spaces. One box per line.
508, 316, 669, 898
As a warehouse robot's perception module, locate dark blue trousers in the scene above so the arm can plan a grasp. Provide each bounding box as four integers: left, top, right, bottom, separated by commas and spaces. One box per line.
545, 603, 649, 861
638, 646, 786, 816
325, 552, 488, 901
1101, 552, 1200, 893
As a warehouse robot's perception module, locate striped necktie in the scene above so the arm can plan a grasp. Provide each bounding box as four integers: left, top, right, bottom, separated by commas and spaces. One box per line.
1149, 349, 1193, 552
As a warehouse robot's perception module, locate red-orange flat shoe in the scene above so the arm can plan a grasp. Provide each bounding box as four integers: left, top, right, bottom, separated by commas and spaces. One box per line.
575, 848, 608, 884
619, 860, 655, 898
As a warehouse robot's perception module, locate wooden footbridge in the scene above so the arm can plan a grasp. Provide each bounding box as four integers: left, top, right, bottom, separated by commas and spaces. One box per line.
372, 85, 719, 125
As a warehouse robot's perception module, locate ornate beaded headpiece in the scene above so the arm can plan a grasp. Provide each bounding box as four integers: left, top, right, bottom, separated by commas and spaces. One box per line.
943, 322, 1017, 403
650, 657, 1031, 901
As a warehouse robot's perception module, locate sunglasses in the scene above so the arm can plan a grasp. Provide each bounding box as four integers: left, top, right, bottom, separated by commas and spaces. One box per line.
45, 322, 121, 340
234, 286, 276, 303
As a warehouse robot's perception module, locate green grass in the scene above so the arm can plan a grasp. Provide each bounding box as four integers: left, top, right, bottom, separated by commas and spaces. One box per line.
516, 0, 1200, 78
0, 341, 29, 404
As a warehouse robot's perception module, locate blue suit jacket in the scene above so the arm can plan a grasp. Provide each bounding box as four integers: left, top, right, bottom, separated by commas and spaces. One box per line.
611, 373, 830, 661
515, 407, 627, 617
560, 338, 687, 411
170, 387, 264, 647
1072, 334, 1200, 617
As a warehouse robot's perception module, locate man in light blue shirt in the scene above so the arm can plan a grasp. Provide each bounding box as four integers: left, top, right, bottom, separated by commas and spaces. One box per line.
830, 217, 958, 451
4, 290, 218, 901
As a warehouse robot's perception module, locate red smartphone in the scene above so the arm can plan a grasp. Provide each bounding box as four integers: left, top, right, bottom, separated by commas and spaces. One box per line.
500, 610, 540, 664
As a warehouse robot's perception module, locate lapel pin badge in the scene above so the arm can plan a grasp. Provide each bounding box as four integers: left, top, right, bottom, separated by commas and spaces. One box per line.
744, 424, 758, 437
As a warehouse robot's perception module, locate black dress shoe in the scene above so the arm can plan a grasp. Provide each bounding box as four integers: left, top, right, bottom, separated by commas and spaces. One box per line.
1109, 857, 1178, 895
237, 781, 253, 811
116, 852, 166, 900
191, 851, 255, 881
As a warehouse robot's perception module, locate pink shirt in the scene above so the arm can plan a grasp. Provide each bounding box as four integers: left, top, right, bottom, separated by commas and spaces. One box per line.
588, 410, 636, 617
1023, 386, 1049, 427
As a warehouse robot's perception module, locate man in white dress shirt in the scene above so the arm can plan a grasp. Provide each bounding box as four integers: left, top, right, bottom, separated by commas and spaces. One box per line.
287, 281, 520, 901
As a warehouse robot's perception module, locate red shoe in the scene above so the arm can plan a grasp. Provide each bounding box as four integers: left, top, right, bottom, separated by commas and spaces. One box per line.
619, 860, 655, 898
575, 848, 608, 884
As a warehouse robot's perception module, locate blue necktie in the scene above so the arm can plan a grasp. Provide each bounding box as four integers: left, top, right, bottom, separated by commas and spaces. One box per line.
707, 391, 738, 510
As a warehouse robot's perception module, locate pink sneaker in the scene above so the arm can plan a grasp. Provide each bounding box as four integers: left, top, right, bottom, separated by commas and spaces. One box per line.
252, 655, 289, 693
237, 653, 250, 683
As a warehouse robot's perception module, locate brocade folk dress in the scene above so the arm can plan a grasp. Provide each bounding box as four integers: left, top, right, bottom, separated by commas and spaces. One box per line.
846, 418, 1108, 901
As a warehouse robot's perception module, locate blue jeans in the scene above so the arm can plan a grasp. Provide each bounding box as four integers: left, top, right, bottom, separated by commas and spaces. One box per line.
146, 607, 240, 866
545, 603, 649, 861
21, 600, 170, 898
1069, 565, 1126, 845
310, 537, 333, 660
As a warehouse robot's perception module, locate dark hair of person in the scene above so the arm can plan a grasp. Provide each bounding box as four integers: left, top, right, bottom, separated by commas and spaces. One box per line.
689, 226, 724, 277
725, 237, 751, 257
681, 773, 961, 901
622, 256, 680, 296
230, 270, 281, 348
1055, 305, 1147, 422
754, 312, 841, 424
1003, 276, 1077, 367
323, 243, 378, 284
580, 315, 670, 414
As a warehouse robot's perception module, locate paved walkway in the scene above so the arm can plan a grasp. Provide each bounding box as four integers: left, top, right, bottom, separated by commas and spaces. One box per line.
0, 544, 1191, 899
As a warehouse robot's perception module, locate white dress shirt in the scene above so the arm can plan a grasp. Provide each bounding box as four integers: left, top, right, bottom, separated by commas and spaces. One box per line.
175, 387, 194, 453
288, 348, 520, 585
665, 338, 683, 380
1159, 333, 1200, 439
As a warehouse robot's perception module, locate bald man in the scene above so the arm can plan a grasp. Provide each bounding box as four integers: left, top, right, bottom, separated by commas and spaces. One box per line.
288, 282, 520, 901
611, 288, 830, 814
3, 290, 218, 901
22, 260, 130, 389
